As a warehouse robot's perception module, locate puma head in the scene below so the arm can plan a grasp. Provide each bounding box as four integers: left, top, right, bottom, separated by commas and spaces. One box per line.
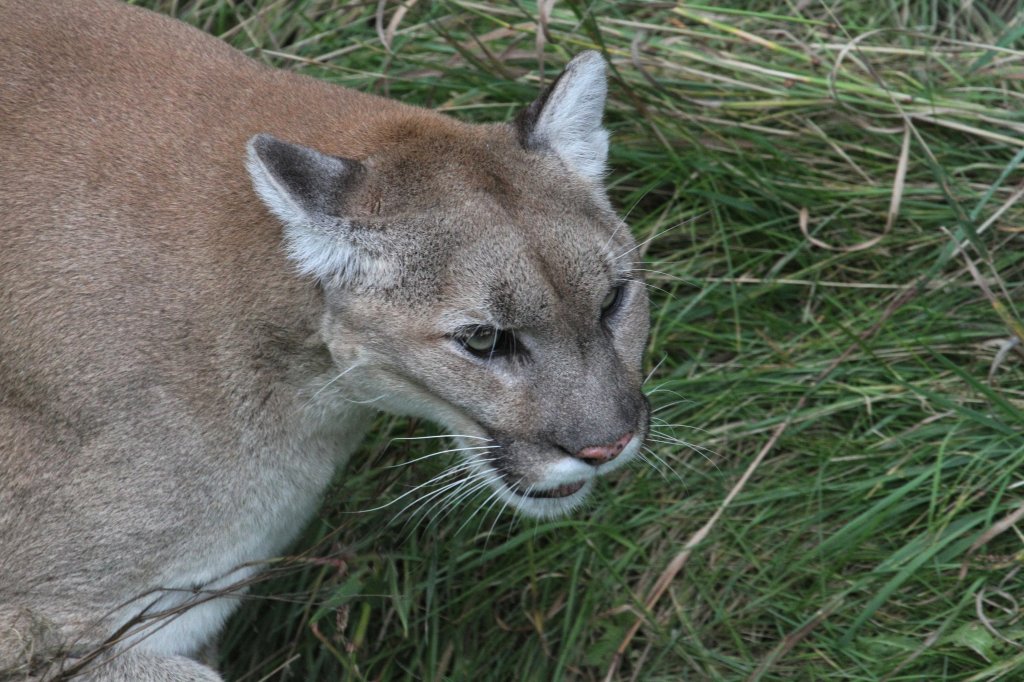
246, 52, 650, 518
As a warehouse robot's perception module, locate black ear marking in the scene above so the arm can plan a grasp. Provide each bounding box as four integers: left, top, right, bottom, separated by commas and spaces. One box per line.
248, 133, 365, 219
514, 69, 567, 150
509, 51, 609, 181
246, 134, 378, 283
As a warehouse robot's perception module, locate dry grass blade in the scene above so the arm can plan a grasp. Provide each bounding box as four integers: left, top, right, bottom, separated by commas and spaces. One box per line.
959, 504, 1024, 580
805, 121, 908, 252
747, 596, 844, 681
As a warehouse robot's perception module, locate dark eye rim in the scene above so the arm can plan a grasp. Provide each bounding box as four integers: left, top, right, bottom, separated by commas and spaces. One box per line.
601, 282, 628, 319
453, 325, 519, 360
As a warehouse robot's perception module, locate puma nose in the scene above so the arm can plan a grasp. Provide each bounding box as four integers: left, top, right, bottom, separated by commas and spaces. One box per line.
574, 432, 634, 464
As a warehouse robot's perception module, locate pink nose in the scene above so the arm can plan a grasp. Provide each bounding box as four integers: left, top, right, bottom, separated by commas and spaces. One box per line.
575, 432, 634, 464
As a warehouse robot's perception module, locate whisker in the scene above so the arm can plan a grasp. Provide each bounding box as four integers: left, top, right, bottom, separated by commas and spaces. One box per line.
345, 394, 388, 405
643, 354, 668, 385
453, 478, 508, 535
613, 212, 708, 262
347, 459, 490, 514
648, 423, 717, 450
397, 478, 478, 539
389, 434, 492, 442
613, 228, 668, 263
650, 399, 694, 414
442, 475, 503, 530
401, 469, 500, 538
475, 484, 511, 537
647, 434, 720, 471
649, 419, 712, 439
634, 450, 670, 482
382, 445, 498, 470
644, 386, 687, 401
601, 219, 629, 254
434, 470, 498, 518
309, 362, 359, 401
401, 451, 497, 517
638, 281, 678, 300
647, 434, 714, 453
394, 468, 496, 526
631, 268, 702, 288
641, 445, 688, 481
482, 496, 512, 547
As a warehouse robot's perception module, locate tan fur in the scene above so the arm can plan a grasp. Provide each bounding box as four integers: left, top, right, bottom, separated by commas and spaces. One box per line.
0, 1, 650, 679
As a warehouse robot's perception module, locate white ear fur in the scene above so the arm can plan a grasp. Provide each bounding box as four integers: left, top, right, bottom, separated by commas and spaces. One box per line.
521, 51, 609, 181
245, 134, 367, 283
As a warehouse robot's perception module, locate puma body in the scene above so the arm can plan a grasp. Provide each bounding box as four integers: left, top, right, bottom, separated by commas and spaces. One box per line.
0, 1, 650, 679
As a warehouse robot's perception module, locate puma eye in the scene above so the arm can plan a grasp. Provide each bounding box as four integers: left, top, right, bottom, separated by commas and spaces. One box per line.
465, 328, 498, 352
458, 326, 517, 359
601, 284, 625, 318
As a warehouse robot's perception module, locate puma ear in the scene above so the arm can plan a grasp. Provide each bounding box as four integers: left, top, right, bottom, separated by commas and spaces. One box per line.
246, 133, 370, 283
515, 51, 609, 182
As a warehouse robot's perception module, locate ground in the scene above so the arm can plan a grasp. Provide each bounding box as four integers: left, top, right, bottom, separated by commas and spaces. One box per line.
135, 2, 1024, 679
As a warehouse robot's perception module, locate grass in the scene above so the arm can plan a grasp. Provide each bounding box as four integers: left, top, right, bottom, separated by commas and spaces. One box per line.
137, 1, 1024, 679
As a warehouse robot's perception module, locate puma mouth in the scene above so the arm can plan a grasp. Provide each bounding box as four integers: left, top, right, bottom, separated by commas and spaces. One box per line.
520, 480, 587, 499
478, 472, 594, 519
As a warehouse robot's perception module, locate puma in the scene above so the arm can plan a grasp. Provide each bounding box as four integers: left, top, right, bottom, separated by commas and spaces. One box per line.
0, 0, 650, 679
